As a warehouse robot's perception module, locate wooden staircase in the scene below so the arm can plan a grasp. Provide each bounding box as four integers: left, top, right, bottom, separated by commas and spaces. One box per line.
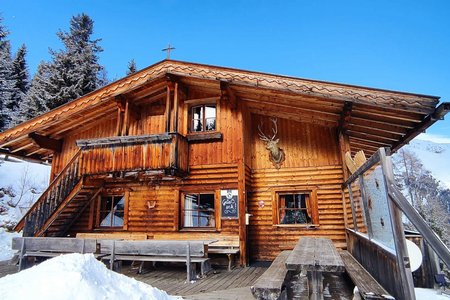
15, 150, 103, 237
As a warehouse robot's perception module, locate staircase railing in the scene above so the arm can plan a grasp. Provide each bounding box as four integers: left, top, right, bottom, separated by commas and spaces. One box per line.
15, 150, 82, 237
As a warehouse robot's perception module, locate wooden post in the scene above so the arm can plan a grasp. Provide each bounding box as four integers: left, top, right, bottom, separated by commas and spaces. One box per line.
110, 240, 116, 271
18, 238, 26, 271
236, 100, 247, 266
165, 81, 174, 133
172, 82, 179, 133
310, 268, 323, 300
186, 242, 192, 282
380, 148, 416, 300
347, 184, 358, 231
358, 174, 373, 239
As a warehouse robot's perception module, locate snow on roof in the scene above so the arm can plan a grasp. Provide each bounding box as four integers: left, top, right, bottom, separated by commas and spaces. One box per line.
0, 253, 182, 300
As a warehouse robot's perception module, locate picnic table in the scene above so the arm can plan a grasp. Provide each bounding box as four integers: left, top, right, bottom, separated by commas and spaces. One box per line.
285, 237, 345, 300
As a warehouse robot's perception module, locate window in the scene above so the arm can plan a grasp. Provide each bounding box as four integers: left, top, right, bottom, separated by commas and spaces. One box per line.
183, 193, 215, 228
191, 105, 216, 132
273, 189, 319, 226
98, 195, 125, 228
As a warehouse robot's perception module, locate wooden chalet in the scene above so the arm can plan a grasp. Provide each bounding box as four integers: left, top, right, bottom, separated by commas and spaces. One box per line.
1, 60, 449, 278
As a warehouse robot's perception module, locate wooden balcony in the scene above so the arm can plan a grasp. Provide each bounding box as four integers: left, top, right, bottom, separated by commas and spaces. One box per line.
76, 133, 188, 177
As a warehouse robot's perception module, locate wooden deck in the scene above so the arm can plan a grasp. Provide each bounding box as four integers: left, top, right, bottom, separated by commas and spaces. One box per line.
0, 260, 266, 299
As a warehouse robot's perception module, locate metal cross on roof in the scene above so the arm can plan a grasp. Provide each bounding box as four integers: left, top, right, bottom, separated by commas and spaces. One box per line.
162, 44, 175, 59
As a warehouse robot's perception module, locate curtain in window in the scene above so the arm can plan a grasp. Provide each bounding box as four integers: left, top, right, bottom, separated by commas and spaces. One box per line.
184, 194, 195, 227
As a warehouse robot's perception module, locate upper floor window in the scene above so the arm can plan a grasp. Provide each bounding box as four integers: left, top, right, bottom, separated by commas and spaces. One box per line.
98, 195, 125, 228
191, 105, 216, 132
183, 193, 216, 228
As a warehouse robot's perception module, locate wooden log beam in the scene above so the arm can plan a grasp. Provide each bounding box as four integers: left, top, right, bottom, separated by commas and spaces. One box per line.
220, 81, 237, 110
76, 133, 173, 149
0, 148, 46, 163
28, 133, 62, 153
391, 102, 450, 153
338, 101, 353, 133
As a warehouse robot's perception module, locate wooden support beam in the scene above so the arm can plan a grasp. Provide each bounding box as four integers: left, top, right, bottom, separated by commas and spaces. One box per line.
220, 81, 237, 110
338, 101, 353, 133
172, 82, 179, 132
391, 102, 450, 153
28, 132, 62, 153
0, 148, 46, 163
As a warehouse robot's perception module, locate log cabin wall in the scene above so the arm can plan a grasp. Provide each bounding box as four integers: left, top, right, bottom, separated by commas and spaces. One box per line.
247, 114, 346, 260
68, 89, 242, 240
52, 118, 117, 177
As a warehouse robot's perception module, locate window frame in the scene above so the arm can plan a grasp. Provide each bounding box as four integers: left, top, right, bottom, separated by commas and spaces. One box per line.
94, 191, 129, 231
272, 187, 319, 227
180, 190, 220, 231
189, 104, 217, 133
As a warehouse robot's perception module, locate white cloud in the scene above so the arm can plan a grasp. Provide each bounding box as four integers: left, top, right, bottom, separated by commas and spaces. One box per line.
416, 133, 450, 144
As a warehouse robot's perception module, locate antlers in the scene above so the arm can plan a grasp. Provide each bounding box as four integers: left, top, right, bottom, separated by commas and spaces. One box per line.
258, 117, 278, 141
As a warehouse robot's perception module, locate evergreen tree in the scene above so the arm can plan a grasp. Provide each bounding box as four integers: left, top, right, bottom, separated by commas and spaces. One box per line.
0, 17, 15, 131
39, 13, 105, 111
9, 44, 30, 126
19, 62, 51, 122
393, 149, 450, 244
126, 59, 137, 75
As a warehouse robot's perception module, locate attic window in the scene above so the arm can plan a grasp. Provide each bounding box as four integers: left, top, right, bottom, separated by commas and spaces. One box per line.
191, 105, 216, 132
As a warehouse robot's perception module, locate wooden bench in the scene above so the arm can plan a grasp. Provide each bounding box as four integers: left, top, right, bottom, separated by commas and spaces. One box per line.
103, 239, 211, 281
153, 233, 240, 271
12, 237, 99, 271
251, 250, 291, 300
340, 251, 395, 300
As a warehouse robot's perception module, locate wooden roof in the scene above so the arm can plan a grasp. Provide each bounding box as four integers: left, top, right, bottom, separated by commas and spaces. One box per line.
0, 59, 447, 161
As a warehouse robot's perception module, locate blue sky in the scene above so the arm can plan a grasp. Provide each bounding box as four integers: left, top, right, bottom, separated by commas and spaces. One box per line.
2, 1, 450, 141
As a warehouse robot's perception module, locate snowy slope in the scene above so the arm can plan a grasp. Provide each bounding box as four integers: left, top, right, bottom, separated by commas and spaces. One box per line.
0, 156, 50, 261
402, 138, 450, 189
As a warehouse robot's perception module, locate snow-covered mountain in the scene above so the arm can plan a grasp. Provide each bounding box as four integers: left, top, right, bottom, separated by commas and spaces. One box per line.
401, 139, 450, 189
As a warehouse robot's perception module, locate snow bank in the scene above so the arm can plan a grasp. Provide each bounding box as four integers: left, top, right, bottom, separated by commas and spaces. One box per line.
415, 287, 450, 300
0, 253, 182, 300
0, 228, 20, 261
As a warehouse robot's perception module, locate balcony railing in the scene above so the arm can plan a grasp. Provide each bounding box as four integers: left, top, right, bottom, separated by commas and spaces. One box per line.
76, 133, 188, 177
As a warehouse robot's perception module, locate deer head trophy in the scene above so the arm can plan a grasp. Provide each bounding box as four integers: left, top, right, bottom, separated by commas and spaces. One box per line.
258, 117, 285, 169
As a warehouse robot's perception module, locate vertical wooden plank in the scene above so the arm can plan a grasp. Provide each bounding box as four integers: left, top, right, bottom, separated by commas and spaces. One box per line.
165, 83, 172, 133
172, 82, 179, 133
88, 198, 95, 230
124, 191, 130, 230
236, 101, 247, 266
173, 189, 180, 231
380, 148, 416, 300
215, 189, 221, 230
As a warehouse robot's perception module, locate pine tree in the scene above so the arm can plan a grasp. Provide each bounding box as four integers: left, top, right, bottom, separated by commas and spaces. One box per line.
393, 149, 450, 244
19, 62, 51, 122
28, 13, 106, 112
126, 59, 137, 75
0, 17, 15, 131
9, 44, 29, 126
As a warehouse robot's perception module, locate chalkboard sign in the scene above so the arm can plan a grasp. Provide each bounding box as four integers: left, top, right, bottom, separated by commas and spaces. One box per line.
221, 189, 238, 219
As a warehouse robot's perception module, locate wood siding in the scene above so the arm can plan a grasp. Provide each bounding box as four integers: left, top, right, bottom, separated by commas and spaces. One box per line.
247, 116, 345, 260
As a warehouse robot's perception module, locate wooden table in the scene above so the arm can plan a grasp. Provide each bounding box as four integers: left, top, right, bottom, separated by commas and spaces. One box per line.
285, 237, 345, 300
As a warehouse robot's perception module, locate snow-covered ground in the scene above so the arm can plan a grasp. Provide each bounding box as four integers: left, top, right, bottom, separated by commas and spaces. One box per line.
0, 155, 50, 229
405, 137, 450, 188
0, 155, 50, 261
0, 253, 181, 300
